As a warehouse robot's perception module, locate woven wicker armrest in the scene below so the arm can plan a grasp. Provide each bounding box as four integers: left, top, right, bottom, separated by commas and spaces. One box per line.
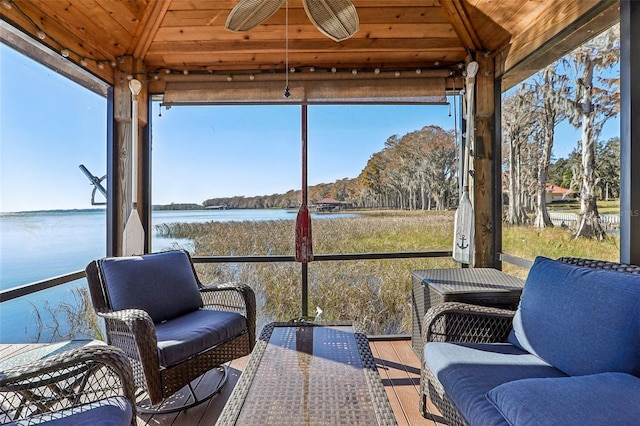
200, 283, 257, 348
0, 345, 136, 425
422, 302, 516, 346
97, 309, 160, 386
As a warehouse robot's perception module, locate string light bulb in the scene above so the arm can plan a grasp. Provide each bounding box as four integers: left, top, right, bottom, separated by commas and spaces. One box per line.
37, 31, 46, 40
61, 49, 69, 58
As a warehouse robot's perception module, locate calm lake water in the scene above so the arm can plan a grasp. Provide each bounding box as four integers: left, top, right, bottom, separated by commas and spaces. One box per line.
0, 208, 358, 343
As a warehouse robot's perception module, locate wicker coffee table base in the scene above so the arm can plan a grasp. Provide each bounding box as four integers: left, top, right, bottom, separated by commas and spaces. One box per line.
216, 321, 397, 426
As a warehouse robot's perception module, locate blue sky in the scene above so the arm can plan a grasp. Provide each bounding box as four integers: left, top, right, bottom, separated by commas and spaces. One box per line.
0, 43, 620, 212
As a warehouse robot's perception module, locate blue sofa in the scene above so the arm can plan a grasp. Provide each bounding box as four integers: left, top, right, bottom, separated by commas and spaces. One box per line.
420, 256, 640, 426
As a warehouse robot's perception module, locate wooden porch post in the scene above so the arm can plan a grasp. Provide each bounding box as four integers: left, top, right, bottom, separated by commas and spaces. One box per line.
109, 68, 128, 256
620, 0, 640, 265
473, 55, 496, 267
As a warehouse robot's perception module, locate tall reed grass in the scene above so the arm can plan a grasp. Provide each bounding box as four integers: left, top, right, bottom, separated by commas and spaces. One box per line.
161, 211, 456, 334
159, 210, 620, 335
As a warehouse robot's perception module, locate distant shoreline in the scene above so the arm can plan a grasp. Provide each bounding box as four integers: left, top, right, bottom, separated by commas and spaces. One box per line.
1, 205, 339, 215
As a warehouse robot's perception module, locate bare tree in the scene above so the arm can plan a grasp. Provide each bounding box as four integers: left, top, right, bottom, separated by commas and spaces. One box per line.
532, 63, 568, 227
562, 25, 619, 239
503, 85, 535, 225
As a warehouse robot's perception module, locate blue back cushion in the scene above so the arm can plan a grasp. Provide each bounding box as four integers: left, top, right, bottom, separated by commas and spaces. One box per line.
509, 256, 640, 376
100, 251, 203, 323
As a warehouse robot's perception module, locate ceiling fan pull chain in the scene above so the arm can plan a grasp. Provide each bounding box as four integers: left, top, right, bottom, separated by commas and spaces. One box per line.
283, 0, 290, 98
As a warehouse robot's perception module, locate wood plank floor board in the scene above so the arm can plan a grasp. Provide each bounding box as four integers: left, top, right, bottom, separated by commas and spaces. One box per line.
369, 340, 411, 426
371, 340, 436, 426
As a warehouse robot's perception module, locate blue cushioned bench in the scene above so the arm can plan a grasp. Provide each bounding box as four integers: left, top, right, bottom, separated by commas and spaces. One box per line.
420, 256, 640, 426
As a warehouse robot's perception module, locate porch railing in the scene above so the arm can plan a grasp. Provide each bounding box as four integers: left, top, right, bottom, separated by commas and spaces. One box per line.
0, 251, 452, 303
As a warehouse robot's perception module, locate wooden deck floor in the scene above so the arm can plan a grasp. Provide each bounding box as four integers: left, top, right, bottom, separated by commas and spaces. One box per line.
0, 339, 445, 425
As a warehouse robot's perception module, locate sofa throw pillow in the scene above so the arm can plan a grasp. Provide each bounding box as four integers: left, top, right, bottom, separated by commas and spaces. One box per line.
508, 256, 640, 376
100, 250, 204, 323
486, 373, 640, 426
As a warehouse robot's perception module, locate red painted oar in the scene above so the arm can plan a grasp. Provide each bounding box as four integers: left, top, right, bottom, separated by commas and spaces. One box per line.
295, 104, 313, 263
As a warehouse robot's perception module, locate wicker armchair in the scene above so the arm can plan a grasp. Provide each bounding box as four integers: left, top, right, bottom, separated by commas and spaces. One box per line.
419, 257, 640, 426
85, 250, 256, 414
0, 344, 136, 425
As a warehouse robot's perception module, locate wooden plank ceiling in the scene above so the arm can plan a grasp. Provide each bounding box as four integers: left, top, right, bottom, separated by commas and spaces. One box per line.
1, 0, 619, 94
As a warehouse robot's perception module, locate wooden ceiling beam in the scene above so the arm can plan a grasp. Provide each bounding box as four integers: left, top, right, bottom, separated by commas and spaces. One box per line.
499, 0, 619, 90
147, 38, 464, 55
148, 50, 464, 71
167, 0, 442, 9
0, 19, 112, 91
440, 0, 483, 53
153, 23, 457, 42
131, 0, 171, 59
160, 6, 450, 27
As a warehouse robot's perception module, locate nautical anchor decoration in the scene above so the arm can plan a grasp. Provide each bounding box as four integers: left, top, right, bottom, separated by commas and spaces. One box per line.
456, 231, 469, 250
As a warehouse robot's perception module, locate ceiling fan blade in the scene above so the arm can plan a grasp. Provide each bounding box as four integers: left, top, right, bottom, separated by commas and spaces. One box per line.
303, 0, 359, 42
226, 0, 285, 32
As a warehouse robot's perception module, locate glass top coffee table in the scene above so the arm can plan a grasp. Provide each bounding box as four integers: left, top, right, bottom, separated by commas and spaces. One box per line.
216, 322, 397, 425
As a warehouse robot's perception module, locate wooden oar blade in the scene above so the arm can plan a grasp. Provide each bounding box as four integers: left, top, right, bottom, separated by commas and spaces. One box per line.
295, 204, 313, 262
452, 191, 474, 265
123, 209, 144, 256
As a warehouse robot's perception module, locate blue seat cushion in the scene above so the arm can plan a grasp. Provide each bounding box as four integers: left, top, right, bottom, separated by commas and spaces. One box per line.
7, 396, 133, 425
100, 250, 203, 323
155, 309, 247, 367
424, 342, 567, 426
509, 256, 640, 376
486, 372, 640, 426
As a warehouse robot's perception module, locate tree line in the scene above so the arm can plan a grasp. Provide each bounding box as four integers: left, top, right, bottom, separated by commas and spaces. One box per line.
199, 125, 458, 212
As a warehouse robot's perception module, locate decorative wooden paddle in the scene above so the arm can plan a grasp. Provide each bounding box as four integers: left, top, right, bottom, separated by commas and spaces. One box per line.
122, 79, 144, 256
452, 62, 478, 265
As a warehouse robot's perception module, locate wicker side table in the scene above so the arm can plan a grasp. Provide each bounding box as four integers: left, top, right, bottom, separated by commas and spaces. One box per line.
411, 268, 524, 358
